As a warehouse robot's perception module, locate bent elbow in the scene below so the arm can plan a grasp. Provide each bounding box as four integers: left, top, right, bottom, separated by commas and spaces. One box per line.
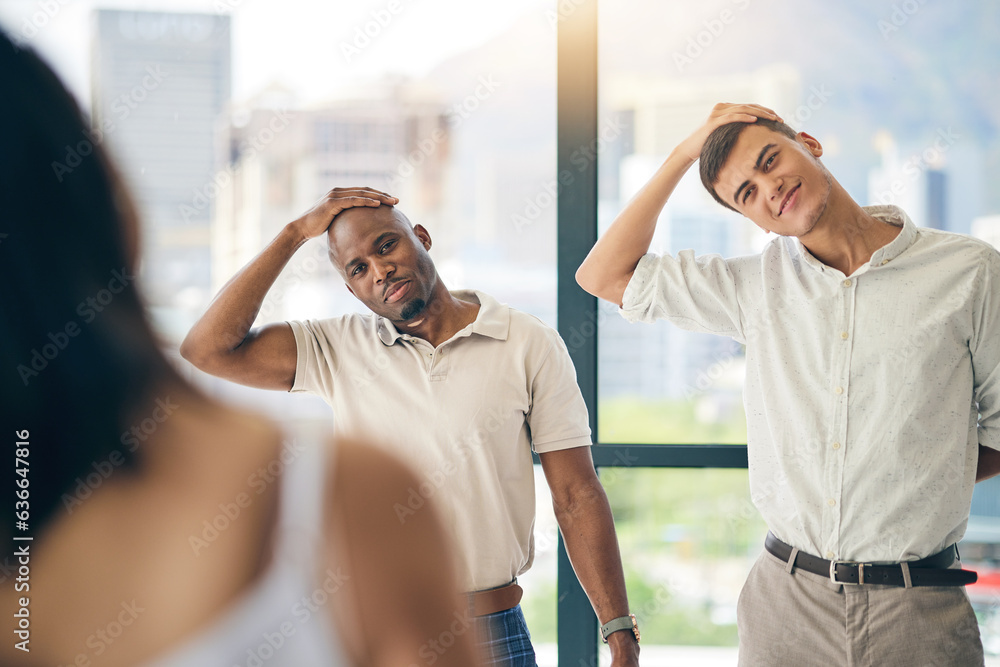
575, 265, 599, 297
178, 334, 211, 370
178, 336, 195, 363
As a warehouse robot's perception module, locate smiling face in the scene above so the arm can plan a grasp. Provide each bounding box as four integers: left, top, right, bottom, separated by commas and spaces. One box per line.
327, 205, 439, 322
714, 124, 833, 238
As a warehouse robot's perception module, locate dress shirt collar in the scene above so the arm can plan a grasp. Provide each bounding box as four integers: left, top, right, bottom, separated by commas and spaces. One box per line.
376, 289, 510, 346
788, 204, 917, 275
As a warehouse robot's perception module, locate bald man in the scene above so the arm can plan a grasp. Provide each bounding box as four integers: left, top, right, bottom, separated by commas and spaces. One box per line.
181, 187, 640, 667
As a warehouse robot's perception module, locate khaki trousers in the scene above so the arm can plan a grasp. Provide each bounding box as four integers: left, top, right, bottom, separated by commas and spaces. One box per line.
736, 549, 984, 666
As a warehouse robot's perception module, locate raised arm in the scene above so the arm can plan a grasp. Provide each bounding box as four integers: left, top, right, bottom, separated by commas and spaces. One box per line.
575, 103, 781, 307
179, 187, 397, 390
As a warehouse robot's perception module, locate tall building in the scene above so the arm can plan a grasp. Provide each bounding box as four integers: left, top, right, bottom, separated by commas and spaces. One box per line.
91, 10, 231, 340
867, 134, 950, 231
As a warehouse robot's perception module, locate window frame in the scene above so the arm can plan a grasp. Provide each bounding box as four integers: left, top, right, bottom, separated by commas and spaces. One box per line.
554, 2, 749, 663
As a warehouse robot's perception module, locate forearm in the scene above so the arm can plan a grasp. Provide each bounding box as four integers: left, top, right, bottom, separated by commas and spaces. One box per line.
181, 223, 306, 363
553, 480, 638, 661
576, 148, 695, 305
977, 444, 1000, 482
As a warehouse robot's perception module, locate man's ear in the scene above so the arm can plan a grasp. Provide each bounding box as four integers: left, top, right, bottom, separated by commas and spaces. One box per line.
797, 131, 823, 158
413, 224, 432, 251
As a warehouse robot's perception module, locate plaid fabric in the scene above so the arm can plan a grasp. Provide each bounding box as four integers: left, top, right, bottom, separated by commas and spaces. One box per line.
473, 604, 537, 666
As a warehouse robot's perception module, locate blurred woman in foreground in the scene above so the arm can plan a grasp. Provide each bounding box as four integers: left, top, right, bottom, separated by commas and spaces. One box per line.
0, 31, 478, 667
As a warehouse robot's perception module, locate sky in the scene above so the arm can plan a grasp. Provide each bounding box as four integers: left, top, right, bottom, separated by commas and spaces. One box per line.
0, 0, 549, 106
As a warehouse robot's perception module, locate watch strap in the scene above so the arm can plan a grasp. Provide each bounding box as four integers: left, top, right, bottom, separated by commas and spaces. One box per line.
600, 614, 638, 642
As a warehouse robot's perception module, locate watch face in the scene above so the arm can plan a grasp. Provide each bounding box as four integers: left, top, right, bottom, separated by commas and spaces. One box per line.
631, 613, 640, 643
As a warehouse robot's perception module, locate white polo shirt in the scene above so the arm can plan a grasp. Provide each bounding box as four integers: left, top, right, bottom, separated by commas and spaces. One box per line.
288, 290, 592, 591
621, 205, 1000, 562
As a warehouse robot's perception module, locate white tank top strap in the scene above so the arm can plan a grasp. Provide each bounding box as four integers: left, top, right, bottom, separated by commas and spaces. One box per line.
141, 435, 346, 667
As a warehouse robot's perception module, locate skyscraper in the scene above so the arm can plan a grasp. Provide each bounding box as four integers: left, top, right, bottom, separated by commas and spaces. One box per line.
91, 10, 231, 339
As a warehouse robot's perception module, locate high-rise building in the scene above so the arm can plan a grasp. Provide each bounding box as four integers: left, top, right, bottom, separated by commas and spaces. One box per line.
91, 10, 231, 340
867, 134, 951, 231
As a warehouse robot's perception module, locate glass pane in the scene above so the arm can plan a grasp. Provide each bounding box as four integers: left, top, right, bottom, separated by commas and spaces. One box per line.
4, 0, 561, 655
1, 0, 558, 432
521, 465, 559, 665
599, 468, 766, 664
596, 0, 1000, 444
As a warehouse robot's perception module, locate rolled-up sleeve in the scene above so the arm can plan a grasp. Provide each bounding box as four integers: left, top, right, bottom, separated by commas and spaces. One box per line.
973, 249, 1000, 451
619, 250, 746, 342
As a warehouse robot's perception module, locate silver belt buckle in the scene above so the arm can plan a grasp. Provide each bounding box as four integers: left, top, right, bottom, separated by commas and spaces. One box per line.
830, 560, 868, 585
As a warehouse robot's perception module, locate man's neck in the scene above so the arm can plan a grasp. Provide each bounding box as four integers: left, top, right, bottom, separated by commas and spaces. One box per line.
798, 183, 901, 276
394, 283, 480, 347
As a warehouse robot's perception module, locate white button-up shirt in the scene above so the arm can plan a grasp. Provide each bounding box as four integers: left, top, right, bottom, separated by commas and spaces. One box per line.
621, 206, 1000, 561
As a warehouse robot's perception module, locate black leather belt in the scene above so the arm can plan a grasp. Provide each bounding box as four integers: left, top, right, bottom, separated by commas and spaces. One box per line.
765, 532, 977, 587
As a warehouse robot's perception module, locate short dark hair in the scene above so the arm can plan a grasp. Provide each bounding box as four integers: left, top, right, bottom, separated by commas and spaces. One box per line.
699, 118, 797, 212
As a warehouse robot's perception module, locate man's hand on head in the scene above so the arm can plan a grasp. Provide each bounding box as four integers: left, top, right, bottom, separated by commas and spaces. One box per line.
290, 186, 398, 242
675, 102, 783, 163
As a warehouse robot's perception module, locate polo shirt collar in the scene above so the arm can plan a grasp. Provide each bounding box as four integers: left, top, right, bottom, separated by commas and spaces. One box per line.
789, 204, 918, 273
375, 289, 510, 346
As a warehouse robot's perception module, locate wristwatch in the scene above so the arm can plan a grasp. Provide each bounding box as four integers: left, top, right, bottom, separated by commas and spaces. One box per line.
600, 613, 640, 643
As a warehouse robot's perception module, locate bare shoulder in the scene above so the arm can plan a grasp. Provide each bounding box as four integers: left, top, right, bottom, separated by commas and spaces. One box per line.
144, 385, 285, 478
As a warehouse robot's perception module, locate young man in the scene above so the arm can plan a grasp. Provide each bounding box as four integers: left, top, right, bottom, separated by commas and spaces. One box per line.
181, 187, 641, 666
576, 103, 1000, 665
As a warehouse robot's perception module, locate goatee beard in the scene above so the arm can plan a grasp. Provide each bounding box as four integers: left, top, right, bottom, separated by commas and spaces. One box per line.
400, 298, 427, 321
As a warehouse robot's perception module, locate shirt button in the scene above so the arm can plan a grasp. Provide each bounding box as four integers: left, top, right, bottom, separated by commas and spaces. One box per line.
840, 331, 849, 340
825, 551, 835, 559
832, 442, 842, 450
881, 259, 889, 265
827, 498, 837, 507
834, 386, 844, 395
843, 279, 852, 287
